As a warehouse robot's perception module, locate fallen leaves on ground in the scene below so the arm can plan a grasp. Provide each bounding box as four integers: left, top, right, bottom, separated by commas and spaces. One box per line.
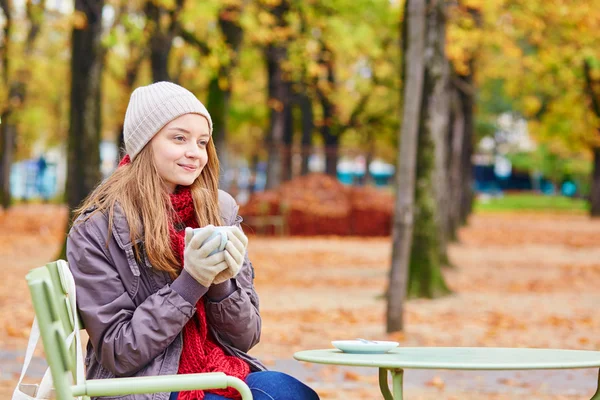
0, 206, 599, 399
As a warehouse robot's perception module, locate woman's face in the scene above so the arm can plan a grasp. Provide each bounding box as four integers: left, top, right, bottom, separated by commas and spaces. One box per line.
150, 113, 211, 193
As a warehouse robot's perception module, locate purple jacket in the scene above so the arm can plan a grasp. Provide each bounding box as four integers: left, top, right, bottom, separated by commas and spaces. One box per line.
66, 190, 266, 400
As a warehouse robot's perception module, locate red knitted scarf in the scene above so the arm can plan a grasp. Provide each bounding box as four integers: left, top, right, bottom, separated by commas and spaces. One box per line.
119, 155, 250, 400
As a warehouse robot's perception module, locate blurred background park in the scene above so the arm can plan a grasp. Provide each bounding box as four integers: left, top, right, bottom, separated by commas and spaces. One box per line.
1, 0, 600, 398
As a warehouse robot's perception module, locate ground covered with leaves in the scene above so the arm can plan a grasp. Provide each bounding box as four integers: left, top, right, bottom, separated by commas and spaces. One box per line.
0, 204, 599, 399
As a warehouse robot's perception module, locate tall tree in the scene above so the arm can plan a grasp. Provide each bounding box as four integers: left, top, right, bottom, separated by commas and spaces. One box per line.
584, 59, 600, 216
446, 3, 479, 238
387, 0, 426, 333
206, 2, 246, 182
314, 40, 380, 176
426, 0, 452, 266
387, 0, 451, 333
472, 0, 599, 215
0, 0, 13, 209
0, 0, 46, 209
409, 0, 451, 298
300, 1, 395, 178
66, 0, 105, 222
104, 2, 151, 157
297, 91, 313, 176
263, 0, 292, 190
447, 72, 476, 238
145, 0, 185, 82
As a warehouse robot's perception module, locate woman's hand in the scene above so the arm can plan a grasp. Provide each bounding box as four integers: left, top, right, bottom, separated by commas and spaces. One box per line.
212, 226, 249, 285
183, 226, 228, 287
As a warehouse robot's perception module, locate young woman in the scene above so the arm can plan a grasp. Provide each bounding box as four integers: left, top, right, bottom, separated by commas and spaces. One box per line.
67, 82, 319, 400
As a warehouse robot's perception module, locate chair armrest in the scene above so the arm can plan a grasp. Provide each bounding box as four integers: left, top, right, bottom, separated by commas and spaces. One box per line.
72, 372, 252, 400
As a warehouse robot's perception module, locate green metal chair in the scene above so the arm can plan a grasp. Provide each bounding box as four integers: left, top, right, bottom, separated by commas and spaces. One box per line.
25, 260, 253, 400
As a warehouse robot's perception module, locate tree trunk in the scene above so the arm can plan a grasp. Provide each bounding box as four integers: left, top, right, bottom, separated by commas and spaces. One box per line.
118, 50, 147, 159
208, 3, 245, 188
386, 0, 427, 333
0, 0, 45, 209
298, 92, 313, 176
0, 0, 12, 209
249, 153, 259, 195
145, 0, 185, 83
408, 0, 451, 298
410, 68, 450, 298
590, 148, 600, 216
425, 0, 451, 267
316, 43, 340, 177
0, 118, 14, 209
146, 1, 172, 82
447, 85, 465, 240
584, 61, 600, 216
322, 131, 339, 176
66, 0, 104, 221
317, 76, 339, 176
282, 105, 294, 181
207, 76, 230, 185
365, 131, 375, 185
264, 0, 291, 190
459, 72, 475, 224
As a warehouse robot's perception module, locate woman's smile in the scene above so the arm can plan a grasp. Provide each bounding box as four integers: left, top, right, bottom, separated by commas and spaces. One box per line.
178, 163, 198, 172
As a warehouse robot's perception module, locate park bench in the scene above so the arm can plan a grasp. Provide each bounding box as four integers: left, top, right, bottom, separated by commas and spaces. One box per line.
243, 201, 289, 236
21, 260, 253, 399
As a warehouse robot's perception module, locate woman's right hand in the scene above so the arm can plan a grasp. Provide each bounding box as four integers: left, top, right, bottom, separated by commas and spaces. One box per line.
183, 226, 228, 287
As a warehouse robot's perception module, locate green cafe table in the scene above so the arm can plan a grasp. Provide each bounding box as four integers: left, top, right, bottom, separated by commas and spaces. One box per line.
293, 347, 600, 399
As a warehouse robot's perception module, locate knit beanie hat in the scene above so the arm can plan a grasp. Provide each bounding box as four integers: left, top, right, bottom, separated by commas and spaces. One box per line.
123, 81, 213, 160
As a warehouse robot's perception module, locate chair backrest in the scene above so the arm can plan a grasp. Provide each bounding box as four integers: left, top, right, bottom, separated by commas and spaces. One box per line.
26, 261, 83, 399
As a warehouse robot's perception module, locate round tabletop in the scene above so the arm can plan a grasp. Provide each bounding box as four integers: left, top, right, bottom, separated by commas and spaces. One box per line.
293, 347, 600, 370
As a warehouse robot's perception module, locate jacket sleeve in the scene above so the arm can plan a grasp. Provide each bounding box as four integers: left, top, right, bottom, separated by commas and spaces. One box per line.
205, 191, 262, 352
67, 215, 195, 376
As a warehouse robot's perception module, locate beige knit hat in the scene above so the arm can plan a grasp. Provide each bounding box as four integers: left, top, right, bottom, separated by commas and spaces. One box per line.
123, 81, 213, 160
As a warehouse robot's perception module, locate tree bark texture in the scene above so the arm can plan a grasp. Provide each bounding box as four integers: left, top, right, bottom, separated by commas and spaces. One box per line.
591, 148, 600, 216
447, 84, 465, 240
387, 0, 426, 333
298, 92, 313, 176
145, 0, 184, 83
410, 68, 450, 298
408, 0, 451, 298
282, 105, 294, 181
424, 0, 451, 266
264, 0, 292, 190
458, 71, 475, 224
208, 3, 245, 186
67, 0, 104, 213
0, 121, 14, 209
584, 60, 600, 216
316, 43, 340, 177
0, 0, 12, 209
118, 43, 148, 158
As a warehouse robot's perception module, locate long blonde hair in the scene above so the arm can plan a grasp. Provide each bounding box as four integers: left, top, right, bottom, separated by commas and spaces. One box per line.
73, 138, 222, 277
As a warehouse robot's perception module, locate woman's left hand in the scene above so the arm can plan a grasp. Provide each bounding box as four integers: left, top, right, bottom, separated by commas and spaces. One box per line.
212, 226, 248, 285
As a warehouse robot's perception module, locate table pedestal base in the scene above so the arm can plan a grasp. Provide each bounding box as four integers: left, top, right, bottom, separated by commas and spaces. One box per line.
379, 368, 600, 399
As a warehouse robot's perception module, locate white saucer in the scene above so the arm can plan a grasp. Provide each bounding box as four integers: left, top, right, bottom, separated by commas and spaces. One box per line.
332, 340, 399, 354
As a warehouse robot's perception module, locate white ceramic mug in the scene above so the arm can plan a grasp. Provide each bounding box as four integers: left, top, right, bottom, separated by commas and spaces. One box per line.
193, 226, 229, 256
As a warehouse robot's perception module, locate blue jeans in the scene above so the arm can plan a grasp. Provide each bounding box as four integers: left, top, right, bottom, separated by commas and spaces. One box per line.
170, 371, 319, 400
